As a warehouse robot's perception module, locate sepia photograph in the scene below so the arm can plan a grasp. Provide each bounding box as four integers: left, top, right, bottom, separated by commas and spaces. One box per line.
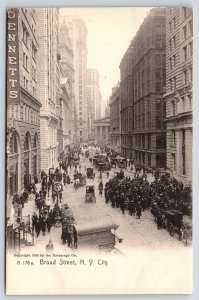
5, 6, 193, 295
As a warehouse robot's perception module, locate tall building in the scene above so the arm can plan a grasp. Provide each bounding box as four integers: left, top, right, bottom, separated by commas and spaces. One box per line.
87, 69, 102, 139
164, 7, 193, 183
60, 13, 88, 142
120, 7, 166, 168
109, 83, 121, 153
105, 100, 110, 118
37, 8, 62, 172
59, 20, 74, 146
7, 8, 41, 204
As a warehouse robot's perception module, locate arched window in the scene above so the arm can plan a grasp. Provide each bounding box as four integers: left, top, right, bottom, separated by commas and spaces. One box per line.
10, 132, 18, 154
24, 132, 30, 151
33, 133, 38, 149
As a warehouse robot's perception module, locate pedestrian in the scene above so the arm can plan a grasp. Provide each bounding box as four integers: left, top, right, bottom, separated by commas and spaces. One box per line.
35, 219, 41, 238
136, 204, 142, 219
98, 180, 103, 196
46, 216, 52, 232
106, 170, 109, 179
73, 226, 78, 249
32, 212, 38, 232
156, 213, 163, 229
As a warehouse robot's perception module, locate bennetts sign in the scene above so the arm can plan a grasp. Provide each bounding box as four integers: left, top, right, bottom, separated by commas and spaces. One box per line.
7, 9, 20, 105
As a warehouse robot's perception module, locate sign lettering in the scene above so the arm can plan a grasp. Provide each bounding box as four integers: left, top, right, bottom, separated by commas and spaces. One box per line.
7, 9, 20, 105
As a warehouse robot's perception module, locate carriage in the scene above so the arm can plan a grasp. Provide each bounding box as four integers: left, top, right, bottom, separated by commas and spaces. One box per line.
117, 157, 126, 168
152, 207, 184, 237
73, 173, 86, 188
84, 185, 96, 203
76, 220, 121, 251
86, 167, 95, 179
97, 162, 111, 172
164, 210, 183, 237
110, 158, 117, 168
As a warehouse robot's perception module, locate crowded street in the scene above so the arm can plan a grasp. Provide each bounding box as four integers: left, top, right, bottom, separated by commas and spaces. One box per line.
18, 144, 192, 255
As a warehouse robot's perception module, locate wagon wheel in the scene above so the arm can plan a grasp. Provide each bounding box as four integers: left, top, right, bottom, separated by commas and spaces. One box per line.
168, 222, 175, 236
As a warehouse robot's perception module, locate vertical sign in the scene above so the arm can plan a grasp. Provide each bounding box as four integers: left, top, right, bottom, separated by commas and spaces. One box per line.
7, 8, 20, 105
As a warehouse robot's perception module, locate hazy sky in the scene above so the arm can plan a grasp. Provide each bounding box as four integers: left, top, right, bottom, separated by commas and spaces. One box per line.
61, 7, 151, 102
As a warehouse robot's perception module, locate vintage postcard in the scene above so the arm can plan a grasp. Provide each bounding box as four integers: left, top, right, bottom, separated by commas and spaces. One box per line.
6, 7, 192, 295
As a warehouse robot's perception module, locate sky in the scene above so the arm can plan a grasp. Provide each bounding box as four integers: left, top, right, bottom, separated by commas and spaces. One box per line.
61, 7, 151, 105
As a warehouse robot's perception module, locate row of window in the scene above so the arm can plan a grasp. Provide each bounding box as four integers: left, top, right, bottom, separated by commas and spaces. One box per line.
182, 42, 193, 61
22, 104, 39, 125
182, 21, 193, 41
9, 131, 38, 156
170, 94, 192, 116
169, 66, 192, 91
23, 76, 37, 97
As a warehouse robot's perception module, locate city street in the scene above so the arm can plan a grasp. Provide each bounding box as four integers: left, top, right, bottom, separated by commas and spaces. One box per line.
13, 154, 192, 294
21, 154, 191, 255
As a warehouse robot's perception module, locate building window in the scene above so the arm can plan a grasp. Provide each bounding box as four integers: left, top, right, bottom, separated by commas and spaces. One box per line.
173, 16, 176, 29
173, 54, 176, 67
172, 130, 176, 145
189, 67, 193, 82
10, 132, 18, 154
24, 132, 30, 151
181, 96, 185, 112
183, 7, 187, 20
32, 45, 36, 61
148, 135, 151, 149
22, 23, 28, 46
169, 57, 172, 70
156, 68, 160, 79
183, 25, 187, 40
173, 35, 176, 48
156, 116, 161, 129
183, 69, 188, 84
173, 77, 176, 89
172, 153, 176, 171
189, 20, 193, 36
171, 101, 175, 116
169, 39, 172, 52
148, 155, 151, 167
142, 135, 145, 148
156, 82, 161, 92
156, 135, 164, 149
169, 78, 173, 91
183, 46, 187, 61
189, 41, 193, 57
187, 95, 192, 110
169, 21, 172, 32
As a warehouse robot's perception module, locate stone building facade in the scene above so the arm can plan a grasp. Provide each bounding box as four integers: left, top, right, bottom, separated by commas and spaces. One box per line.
7, 8, 41, 202
109, 83, 121, 153
87, 69, 102, 140
59, 20, 74, 147
94, 118, 110, 146
61, 13, 88, 142
164, 7, 193, 183
37, 8, 62, 172
120, 8, 166, 168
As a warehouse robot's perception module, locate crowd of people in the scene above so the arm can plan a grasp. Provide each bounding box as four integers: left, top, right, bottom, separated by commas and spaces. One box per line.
11, 142, 192, 250
104, 169, 192, 223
